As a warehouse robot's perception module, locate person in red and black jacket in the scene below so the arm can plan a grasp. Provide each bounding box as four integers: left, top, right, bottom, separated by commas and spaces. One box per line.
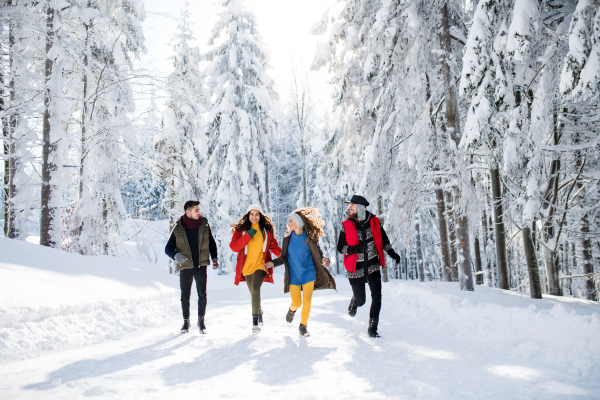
337, 195, 400, 338
230, 205, 282, 333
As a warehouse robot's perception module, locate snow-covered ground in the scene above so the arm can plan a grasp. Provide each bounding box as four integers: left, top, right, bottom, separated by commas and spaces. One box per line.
1, 237, 599, 399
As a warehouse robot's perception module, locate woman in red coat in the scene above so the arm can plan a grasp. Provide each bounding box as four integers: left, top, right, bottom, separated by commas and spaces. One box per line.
230, 204, 281, 332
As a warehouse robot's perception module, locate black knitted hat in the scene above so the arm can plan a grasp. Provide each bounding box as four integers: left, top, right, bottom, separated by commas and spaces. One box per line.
344, 195, 369, 207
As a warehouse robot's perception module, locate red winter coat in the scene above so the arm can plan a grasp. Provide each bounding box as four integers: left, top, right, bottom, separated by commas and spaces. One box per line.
230, 227, 282, 285
342, 216, 385, 273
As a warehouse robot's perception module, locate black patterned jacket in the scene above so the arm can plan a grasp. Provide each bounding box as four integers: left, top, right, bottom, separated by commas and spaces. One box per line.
336, 212, 393, 283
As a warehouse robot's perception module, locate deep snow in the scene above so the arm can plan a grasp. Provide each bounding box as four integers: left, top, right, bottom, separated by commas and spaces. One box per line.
1, 237, 599, 399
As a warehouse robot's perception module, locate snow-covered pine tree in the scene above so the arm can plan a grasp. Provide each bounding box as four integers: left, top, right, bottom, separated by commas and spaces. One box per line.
309, 0, 380, 200
122, 88, 164, 222
504, 0, 546, 298
203, 0, 277, 273
559, 0, 600, 300
460, 0, 520, 292
154, 1, 207, 240
62, 0, 146, 255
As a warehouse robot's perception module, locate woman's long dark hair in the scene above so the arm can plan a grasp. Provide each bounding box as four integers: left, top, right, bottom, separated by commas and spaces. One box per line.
292, 207, 325, 243
233, 210, 275, 235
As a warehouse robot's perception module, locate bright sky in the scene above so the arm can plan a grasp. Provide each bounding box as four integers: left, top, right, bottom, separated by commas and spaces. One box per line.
138, 0, 336, 114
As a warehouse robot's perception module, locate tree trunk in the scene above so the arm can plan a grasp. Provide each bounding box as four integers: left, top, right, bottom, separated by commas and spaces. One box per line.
428, 70, 452, 282
490, 167, 509, 289
541, 112, 562, 295
522, 226, 542, 299
415, 218, 424, 282
563, 242, 572, 296
378, 195, 389, 282
403, 249, 408, 280
523, 225, 542, 298
435, 181, 453, 281
3, 2, 18, 239
79, 22, 89, 201
580, 214, 595, 300
568, 242, 576, 295
439, 2, 473, 290
482, 208, 492, 285
444, 190, 458, 280
469, 158, 483, 285
265, 160, 270, 212
543, 245, 562, 296
302, 164, 307, 207
102, 196, 109, 255
573, 145, 595, 300
2, 64, 9, 237
40, 4, 59, 248
474, 232, 483, 285
453, 186, 474, 290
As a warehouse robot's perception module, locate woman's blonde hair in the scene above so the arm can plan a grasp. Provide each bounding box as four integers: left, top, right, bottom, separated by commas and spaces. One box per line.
291, 207, 325, 243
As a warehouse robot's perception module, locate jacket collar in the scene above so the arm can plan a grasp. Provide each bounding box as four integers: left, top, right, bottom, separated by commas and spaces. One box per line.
350, 211, 373, 225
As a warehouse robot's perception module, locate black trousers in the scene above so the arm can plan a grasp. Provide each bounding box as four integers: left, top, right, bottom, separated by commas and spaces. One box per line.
350, 274, 382, 319
180, 267, 207, 320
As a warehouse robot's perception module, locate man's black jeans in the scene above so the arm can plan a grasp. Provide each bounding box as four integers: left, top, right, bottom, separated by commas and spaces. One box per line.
350, 275, 382, 318
180, 267, 207, 320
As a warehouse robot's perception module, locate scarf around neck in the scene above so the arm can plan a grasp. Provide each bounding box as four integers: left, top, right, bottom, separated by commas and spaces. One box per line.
181, 214, 203, 229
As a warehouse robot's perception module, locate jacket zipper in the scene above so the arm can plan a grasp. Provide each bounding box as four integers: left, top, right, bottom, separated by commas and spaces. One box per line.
361, 220, 368, 272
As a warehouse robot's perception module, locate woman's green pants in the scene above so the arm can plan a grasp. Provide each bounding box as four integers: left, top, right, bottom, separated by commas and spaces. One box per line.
245, 269, 267, 316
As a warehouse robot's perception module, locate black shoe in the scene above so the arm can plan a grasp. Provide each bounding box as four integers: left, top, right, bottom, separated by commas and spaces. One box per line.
368, 317, 381, 338
299, 324, 310, 337
198, 316, 207, 334
348, 297, 358, 317
286, 308, 296, 323
181, 319, 190, 333
258, 308, 264, 327
252, 315, 261, 333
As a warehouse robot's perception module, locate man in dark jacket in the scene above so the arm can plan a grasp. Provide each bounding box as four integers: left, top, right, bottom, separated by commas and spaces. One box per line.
165, 200, 218, 334
337, 195, 400, 338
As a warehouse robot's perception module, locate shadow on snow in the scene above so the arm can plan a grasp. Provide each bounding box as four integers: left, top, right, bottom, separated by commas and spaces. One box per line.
161, 335, 334, 386
24, 334, 193, 390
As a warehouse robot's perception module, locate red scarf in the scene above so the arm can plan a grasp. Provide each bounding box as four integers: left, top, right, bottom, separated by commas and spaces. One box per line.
181, 214, 203, 229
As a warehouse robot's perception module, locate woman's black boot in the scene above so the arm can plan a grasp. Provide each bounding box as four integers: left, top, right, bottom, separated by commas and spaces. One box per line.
368, 318, 381, 338
252, 315, 261, 333
181, 319, 190, 333
299, 324, 310, 337
348, 297, 358, 317
198, 316, 207, 334
286, 308, 296, 323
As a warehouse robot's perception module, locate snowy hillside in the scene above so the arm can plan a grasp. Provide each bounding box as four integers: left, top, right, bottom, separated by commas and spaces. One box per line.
0, 237, 179, 358
1, 237, 599, 399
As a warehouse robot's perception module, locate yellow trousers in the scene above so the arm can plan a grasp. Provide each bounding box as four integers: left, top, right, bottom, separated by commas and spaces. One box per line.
289, 281, 314, 325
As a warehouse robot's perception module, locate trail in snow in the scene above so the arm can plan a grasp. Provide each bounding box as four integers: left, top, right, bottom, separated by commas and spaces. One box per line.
0, 238, 599, 399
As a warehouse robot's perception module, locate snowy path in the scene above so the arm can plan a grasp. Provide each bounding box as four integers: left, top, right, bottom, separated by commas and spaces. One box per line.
1, 276, 598, 400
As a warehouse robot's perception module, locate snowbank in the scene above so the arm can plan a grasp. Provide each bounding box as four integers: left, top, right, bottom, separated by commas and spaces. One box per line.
0, 237, 179, 359
386, 281, 600, 380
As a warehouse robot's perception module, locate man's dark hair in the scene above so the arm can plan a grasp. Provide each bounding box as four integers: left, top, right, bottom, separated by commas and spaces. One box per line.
184, 200, 200, 211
